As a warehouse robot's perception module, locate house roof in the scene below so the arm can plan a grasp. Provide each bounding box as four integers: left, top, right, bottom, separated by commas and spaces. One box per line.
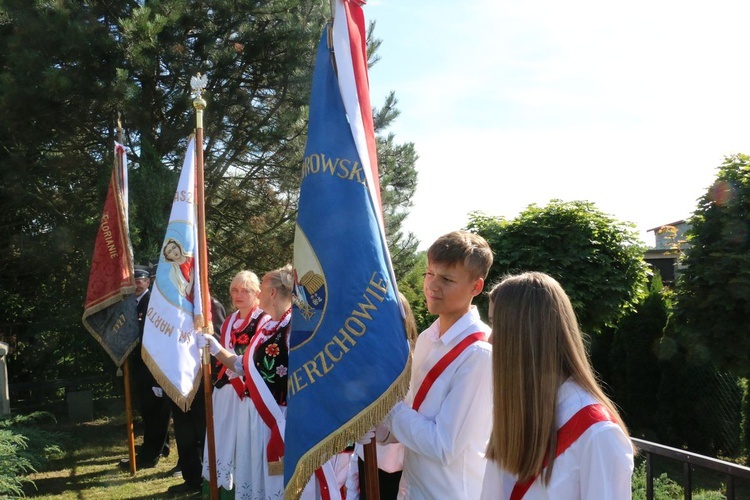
647, 220, 687, 232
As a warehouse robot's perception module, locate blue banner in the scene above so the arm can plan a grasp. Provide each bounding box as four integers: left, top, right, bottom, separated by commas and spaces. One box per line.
285, 22, 411, 498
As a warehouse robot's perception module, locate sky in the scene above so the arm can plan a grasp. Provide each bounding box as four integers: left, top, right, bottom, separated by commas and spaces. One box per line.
364, 0, 750, 249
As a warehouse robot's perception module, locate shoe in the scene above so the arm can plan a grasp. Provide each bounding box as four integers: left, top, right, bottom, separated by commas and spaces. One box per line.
118, 455, 159, 470
161, 444, 171, 458
168, 465, 182, 478
167, 482, 202, 495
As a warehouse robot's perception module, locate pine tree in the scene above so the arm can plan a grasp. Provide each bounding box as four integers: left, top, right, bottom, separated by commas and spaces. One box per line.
0, 0, 419, 382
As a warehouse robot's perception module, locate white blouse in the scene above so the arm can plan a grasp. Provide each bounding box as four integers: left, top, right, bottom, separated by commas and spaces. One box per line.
480, 380, 634, 500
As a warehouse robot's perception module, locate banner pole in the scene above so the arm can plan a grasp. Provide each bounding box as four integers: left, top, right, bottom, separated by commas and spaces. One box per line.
192, 73, 218, 500
122, 358, 137, 475
363, 441, 381, 499
116, 116, 138, 475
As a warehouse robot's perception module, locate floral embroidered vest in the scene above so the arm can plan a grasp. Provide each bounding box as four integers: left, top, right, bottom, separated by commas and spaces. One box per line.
252, 322, 290, 406
214, 311, 264, 388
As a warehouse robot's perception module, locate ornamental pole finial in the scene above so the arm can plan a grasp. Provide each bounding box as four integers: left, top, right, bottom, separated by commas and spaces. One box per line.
191, 72, 208, 108
191, 72, 208, 127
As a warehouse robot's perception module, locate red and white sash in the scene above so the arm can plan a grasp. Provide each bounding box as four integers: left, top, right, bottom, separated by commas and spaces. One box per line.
412, 331, 487, 412
510, 403, 615, 500
242, 311, 289, 476
241, 309, 339, 498
217, 309, 255, 399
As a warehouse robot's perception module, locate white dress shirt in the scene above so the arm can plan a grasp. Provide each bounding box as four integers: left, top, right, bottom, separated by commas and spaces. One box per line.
480, 379, 634, 500
386, 306, 492, 499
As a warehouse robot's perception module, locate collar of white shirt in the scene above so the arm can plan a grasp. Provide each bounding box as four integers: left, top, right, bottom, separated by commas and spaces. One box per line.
427, 306, 483, 346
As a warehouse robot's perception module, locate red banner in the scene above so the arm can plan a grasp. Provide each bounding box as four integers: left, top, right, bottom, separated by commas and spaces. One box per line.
82, 143, 139, 367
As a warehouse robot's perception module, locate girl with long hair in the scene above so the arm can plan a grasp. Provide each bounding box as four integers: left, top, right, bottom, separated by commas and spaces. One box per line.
482, 272, 634, 499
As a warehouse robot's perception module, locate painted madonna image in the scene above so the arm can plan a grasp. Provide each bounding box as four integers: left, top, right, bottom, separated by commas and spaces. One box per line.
162, 237, 195, 305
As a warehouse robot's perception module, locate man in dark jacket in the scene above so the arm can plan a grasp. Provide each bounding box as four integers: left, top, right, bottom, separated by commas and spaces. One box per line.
119, 266, 171, 470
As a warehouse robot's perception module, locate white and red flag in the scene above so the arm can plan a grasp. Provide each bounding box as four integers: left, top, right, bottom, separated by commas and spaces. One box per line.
142, 136, 210, 410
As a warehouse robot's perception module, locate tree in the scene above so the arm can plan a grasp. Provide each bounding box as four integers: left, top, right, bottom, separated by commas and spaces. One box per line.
673, 154, 750, 378
396, 252, 431, 333
375, 91, 420, 278
0, 0, 419, 384
609, 274, 669, 437
467, 200, 650, 335
0, 0, 127, 382
656, 314, 743, 456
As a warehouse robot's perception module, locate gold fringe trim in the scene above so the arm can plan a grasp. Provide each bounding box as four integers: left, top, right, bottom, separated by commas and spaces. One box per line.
268, 458, 284, 476
81, 286, 138, 367
142, 345, 202, 412
82, 151, 136, 367
284, 355, 412, 500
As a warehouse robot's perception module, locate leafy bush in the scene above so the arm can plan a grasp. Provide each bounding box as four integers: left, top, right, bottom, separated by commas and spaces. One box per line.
0, 429, 33, 497
468, 201, 649, 336
0, 412, 66, 497
631, 461, 726, 499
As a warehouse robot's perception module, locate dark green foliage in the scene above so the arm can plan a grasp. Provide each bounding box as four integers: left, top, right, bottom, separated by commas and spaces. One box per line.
0, 0, 121, 383
609, 274, 669, 437
396, 252, 432, 333
630, 461, 728, 500
0, 1, 419, 384
741, 379, 750, 457
588, 326, 615, 391
631, 462, 684, 500
673, 154, 750, 378
0, 412, 66, 497
0, 430, 33, 497
656, 315, 742, 456
468, 200, 650, 335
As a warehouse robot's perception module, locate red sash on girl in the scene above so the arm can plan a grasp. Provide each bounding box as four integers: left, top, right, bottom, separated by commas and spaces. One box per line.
412, 331, 487, 411
217, 310, 254, 399
242, 311, 290, 476
510, 403, 614, 500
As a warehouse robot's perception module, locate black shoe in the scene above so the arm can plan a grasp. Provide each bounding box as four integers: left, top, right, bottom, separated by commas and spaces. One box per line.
118, 455, 159, 470
167, 482, 201, 495
161, 444, 171, 457
168, 465, 182, 478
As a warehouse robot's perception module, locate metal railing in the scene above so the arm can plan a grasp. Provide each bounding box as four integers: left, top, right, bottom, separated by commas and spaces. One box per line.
633, 438, 750, 499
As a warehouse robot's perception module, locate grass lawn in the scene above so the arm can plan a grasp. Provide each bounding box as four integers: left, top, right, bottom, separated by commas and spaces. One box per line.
20, 397, 201, 499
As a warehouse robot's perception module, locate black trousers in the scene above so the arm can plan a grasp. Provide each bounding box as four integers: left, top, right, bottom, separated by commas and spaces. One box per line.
132, 358, 171, 461
357, 457, 402, 500
171, 383, 206, 487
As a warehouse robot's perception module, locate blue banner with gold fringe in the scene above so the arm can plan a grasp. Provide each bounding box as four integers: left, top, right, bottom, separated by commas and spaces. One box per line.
284, 3, 411, 497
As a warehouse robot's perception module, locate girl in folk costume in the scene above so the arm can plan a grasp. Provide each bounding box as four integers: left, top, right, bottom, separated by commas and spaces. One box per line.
481, 272, 634, 500
199, 271, 270, 493
199, 264, 341, 500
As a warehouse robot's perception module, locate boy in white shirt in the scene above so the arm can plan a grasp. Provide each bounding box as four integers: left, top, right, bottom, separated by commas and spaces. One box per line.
380, 230, 494, 499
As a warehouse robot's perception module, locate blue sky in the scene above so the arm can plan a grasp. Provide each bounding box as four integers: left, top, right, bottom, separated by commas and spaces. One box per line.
364, 0, 750, 249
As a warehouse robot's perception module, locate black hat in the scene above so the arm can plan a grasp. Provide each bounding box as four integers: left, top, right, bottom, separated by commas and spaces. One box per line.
134, 266, 150, 280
